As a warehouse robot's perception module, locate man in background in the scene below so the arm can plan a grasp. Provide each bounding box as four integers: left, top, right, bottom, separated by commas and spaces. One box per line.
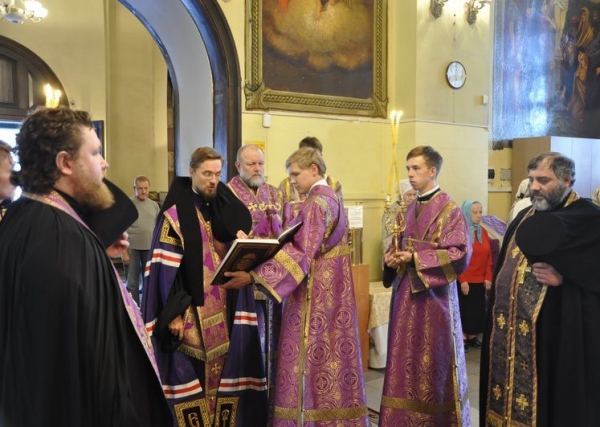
0, 107, 171, 426
142, 147, 268, 426
279, 136, 343, 224
380, 145, 471, 426
122, 175, 160, 305
227, 144, 283, 404
481, 152, 600, 427
0, 140, 15, 221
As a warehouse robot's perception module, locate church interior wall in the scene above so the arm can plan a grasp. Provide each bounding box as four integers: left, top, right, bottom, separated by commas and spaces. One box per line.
1, 0, 513, 281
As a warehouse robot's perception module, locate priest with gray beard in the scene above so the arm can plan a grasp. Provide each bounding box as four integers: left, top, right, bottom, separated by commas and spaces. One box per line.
227, 143, 283, 412
481, 152, 600, 427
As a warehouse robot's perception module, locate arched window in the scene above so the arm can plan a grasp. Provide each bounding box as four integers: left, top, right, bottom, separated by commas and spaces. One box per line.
0, 35, 67, 120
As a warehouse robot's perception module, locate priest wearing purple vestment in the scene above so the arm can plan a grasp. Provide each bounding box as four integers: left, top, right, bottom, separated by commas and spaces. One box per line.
224, 147, 369, 427
142, 147, 268, 427
227, 144, 283, 413
380, 145, 472, 426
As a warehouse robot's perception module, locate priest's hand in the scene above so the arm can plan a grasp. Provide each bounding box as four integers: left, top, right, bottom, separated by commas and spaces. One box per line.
531, 262, 563, 287
384, 249, 412, 269
168, 316, 185, 340
236, 230, 249, 239
106, 232, 129, 258
221, 271, 254, 289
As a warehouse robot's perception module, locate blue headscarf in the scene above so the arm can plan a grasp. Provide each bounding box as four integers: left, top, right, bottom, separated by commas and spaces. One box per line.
461, 200, 483, 244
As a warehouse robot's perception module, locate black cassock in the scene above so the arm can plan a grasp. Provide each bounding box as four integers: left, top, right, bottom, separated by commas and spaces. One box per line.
481, 196, 600, 427
0, 195, 171, 427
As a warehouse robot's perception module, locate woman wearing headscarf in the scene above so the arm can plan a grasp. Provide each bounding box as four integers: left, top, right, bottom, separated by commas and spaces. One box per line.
458, 200, 493, 351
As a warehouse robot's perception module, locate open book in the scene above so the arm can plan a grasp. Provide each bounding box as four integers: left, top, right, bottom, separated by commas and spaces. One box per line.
211, 221, 303, 285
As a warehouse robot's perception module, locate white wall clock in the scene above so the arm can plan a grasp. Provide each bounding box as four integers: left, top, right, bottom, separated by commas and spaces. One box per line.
446, 61, 466, 89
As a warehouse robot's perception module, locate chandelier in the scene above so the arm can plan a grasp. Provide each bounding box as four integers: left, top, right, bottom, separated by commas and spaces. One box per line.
0, 0, 48, 24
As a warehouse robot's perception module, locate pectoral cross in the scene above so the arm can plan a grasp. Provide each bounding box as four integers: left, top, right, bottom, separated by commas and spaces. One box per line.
517, 262, 531, 285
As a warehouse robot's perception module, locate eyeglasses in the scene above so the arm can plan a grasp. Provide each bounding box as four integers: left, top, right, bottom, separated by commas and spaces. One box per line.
199, 171, 222, 180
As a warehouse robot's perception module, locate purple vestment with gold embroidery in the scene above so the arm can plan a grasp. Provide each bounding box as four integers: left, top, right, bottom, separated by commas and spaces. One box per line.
227, 175, 283, 419
379, 191, 472, 427
279, 175, 343, 226
142, 195, 268, 427
228, 176, 283, 239
251, 184, 369, 427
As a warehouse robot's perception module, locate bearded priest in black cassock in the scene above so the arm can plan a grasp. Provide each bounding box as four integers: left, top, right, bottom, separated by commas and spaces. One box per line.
481, 152, 600, 427
0, 107, 171, 427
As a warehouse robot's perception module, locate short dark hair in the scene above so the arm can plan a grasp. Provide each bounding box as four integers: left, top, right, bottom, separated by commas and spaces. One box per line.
189, 147, 223, 170
298, 137, 323, 153
527, 152, 576, 185
13, 107, 93, 193
406, 145, 443, 177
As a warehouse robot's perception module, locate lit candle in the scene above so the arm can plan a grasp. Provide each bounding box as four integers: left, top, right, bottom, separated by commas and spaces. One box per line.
44, 84, 53, 108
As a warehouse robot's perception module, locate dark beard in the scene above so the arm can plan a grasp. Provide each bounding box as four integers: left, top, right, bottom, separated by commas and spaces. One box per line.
74, 180, 115, 211
199, 189, 217, 201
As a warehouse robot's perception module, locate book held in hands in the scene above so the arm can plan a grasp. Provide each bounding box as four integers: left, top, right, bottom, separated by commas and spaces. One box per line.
211, 221, 303, 285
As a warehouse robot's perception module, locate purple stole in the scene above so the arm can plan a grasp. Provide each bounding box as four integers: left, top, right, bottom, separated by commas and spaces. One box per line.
227, 176, 283, 238
144, 203, 268, 426
380, 191, 471, 427
22, 191, 162, 384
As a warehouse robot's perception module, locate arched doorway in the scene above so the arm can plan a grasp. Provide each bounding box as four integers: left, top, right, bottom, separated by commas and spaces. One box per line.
120, 0, 241, 179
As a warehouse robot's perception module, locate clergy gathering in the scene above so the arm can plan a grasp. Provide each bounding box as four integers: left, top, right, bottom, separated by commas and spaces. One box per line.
1, 1, 600, 427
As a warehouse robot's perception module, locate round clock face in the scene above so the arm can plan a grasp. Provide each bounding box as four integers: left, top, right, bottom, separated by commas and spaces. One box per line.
446, 61, 466, 89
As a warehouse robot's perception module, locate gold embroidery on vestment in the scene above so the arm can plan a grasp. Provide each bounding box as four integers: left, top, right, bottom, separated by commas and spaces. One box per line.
161, 212, 184, 246
322, 244, 351, 259
214, 397, 239, 427
174, 398, 211, 427
203, 312, 225, 329
381, 395, 455, 414
274, 405, 368, 421
274, 250, 304, 284
437, 249, 457, 283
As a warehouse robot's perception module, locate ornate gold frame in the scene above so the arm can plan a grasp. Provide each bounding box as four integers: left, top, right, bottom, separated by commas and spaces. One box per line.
244, 0, 388, 118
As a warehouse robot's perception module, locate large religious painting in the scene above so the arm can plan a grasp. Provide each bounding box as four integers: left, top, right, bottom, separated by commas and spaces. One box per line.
244, 0, 388, 117
493, 0, 600, 141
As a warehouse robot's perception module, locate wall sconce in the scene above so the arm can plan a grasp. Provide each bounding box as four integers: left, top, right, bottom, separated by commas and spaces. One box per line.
430, 0, 449, 19
466, 0, 491, 25
44, 83, 61, 108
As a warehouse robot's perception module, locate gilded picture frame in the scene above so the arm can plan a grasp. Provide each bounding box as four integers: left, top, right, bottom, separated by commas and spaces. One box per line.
244, 0, 388, 118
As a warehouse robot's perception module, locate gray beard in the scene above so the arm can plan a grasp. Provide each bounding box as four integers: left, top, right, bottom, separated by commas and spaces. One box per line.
241, 175, 264, 189
531, 185, 570, 211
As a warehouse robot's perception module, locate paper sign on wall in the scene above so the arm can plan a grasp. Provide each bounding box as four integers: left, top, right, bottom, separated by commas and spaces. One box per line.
346, 205, 363, 229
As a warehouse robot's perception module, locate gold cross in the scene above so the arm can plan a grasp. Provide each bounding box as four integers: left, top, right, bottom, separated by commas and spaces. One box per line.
511, 246, 521, 259
516, 394, 530, 411
517, 262, 531, 285
493, 384, 502, 401
211, 363, 221, 375
497, 313, 506, 330
519, 320, 530, 336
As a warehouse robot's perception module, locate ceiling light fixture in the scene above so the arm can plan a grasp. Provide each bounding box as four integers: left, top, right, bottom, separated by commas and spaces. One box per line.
0, 0, 48, 24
